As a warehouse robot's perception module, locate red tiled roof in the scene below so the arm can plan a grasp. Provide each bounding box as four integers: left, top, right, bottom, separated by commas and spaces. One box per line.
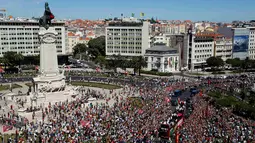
68, 32, 75, 36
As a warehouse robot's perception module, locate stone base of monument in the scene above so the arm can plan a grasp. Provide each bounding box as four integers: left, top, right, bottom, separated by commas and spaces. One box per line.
33, 74, 66, 92
25, 85, 79, 110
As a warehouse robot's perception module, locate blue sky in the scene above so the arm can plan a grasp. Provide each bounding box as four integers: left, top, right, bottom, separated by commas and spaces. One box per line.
1, 0, 255, 22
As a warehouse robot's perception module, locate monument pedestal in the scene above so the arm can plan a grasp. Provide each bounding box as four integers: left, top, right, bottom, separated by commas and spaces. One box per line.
33, 27, 66, 93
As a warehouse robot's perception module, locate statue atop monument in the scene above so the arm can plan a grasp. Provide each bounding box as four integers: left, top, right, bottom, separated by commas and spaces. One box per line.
37, 2, 55, 29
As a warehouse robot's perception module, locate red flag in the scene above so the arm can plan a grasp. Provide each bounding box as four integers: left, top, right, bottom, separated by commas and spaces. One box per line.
165, 97, 170, 103
3, 125, 10, 132
199, 90, 203, 96
80, 120, 90, 128
0, 66, 4, 73
138, 109, 143, 114
208, 79, 211, 85
50, 13, 54, 19
175, 127, 180, 143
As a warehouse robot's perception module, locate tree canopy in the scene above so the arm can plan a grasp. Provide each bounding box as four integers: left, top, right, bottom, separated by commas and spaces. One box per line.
2, 51, 24, 67
206, 56, 224, 68
72, 43, 88, 60
87, 36, 105, 60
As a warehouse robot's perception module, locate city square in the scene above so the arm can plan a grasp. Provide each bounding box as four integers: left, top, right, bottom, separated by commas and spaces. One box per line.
0, 1, 254, 143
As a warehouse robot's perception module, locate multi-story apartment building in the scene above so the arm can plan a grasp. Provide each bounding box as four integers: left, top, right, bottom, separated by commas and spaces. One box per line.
214, 36, 232, 61
105, 21, 149, 56
0, 20, 67, 57
0, 21, 68, 57
191, 32, 215, 70
247, 27, 255, 59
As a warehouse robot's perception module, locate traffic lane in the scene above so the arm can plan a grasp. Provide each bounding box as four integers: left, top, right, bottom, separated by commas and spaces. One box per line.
170, 90, 191, 101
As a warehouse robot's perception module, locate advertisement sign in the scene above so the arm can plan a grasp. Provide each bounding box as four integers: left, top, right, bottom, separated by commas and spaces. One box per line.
233, 35, 249, 59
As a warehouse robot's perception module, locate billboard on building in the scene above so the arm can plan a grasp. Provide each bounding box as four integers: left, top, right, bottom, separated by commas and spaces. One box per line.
233, 35, 249, 59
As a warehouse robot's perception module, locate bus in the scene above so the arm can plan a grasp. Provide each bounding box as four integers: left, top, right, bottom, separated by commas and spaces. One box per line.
173, 90, 182, 97
159, 124, 171, 140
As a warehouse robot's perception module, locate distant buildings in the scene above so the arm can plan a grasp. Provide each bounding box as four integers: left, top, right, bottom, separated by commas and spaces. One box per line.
67, 31, 92, 54
105, 21, 150, 56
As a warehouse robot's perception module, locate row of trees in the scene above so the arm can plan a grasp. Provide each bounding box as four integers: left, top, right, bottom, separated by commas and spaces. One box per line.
72, 37, 147, 75
73, 36, 106, 61
206, 56, 255, 70
0, 51, 25, 68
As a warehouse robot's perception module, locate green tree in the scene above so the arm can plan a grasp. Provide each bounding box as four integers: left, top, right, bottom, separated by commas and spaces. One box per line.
87, 36, 105, 60
94, 56, 107, 68
15, 53, 24, 68
240, 90, 246, 101
241, 57, 252, 70
2, 51, 24, 68
206, 56, 224, 69
226, 58, 242, 68
130, 56, 147, 76
72, 43, 88, 60
107, 54, 121, 71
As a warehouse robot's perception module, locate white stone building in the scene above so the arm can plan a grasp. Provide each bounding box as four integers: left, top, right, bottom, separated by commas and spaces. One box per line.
0, 20, 67, 57
105, 21, 149, 56
144, 44, 179, 72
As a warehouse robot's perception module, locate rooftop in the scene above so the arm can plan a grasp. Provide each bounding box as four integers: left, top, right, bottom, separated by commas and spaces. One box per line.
146, 43, 178, 53
108, 22, 143, 27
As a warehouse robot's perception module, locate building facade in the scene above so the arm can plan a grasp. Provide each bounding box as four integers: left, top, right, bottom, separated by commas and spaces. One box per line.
191, 33, 215, 70
144, 44, 179, 72
248, 27, 255, 59
0, 21, 67, 57
214, 37, 232, 61
105, 21, 149, 56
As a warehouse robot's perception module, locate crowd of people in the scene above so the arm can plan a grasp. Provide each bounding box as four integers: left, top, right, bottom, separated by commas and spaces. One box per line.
0, 73, 254, 142
179, 95, 255, 142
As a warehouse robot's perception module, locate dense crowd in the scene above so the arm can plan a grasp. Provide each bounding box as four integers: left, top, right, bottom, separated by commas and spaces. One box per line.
180, 95, 255, 142
0, 74, 254, 142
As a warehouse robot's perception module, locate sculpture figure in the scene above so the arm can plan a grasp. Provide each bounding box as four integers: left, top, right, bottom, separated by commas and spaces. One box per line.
33, 2, 55, 29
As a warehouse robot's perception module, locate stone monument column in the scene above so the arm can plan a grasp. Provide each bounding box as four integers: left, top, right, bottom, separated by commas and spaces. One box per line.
38, 27, 59, 76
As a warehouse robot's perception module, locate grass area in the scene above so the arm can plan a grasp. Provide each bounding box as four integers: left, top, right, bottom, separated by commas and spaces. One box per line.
25, 83, 32, 87
127, 97, 144, 109
208, 91, 255, 119
66, 72, 110, 78
2, 73, 36, 78
211, 71, 226, 75
208, 91, 239, 107
0, 84, 22, 91
71, 81, 122, 90
188, 72, 206, 76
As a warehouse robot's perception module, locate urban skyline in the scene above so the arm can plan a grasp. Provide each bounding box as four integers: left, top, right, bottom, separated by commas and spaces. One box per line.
2, 0, 255, 22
